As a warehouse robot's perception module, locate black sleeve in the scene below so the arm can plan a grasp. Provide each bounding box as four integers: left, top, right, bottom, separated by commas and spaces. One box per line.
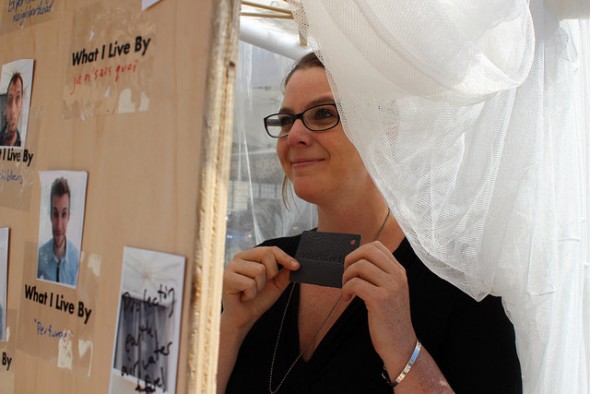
398, 240, 522, 394
258, 234, 301, 255
440, 292, 522, 394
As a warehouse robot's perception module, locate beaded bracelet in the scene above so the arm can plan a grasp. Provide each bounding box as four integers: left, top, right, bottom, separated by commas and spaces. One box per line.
381, 340, 422, 387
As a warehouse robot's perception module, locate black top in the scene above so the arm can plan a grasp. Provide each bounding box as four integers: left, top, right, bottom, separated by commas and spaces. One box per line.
226, 235, 522, 393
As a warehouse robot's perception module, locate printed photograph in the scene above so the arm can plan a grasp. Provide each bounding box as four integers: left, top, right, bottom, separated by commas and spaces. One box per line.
110, 247, 186, 394
0, 59, 34, 148
37, 171, 88, 288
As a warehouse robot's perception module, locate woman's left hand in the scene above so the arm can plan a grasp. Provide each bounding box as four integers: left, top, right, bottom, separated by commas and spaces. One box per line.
342, 241, 417, 366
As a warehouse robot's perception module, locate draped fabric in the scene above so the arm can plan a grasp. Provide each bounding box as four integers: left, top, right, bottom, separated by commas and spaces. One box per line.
287, 1, 590, 393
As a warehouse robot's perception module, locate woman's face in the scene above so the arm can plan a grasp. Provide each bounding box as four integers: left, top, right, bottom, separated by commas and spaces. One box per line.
277, 66, 370, 205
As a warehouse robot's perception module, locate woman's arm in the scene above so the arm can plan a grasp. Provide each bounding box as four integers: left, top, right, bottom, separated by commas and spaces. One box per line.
342, 241, 453, 393
217, 313, 251, 394
216, 247, 300, 393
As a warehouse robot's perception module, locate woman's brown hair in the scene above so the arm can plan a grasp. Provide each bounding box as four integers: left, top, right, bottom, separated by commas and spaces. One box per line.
283, 51, 325, 87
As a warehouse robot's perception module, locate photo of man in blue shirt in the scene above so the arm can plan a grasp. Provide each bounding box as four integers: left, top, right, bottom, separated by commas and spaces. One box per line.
37, 177, 80, 286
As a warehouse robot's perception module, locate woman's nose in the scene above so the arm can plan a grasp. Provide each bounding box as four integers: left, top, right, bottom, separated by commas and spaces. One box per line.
286, 118, 312, 146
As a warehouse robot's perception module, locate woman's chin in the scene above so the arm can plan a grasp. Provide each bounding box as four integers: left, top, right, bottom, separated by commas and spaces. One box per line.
292, 183, 324, 204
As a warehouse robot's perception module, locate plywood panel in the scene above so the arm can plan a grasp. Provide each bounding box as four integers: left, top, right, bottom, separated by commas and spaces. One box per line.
0, 0, 234, 392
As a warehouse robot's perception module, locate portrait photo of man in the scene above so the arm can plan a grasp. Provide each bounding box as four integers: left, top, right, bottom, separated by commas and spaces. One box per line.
0, 73, 23, 147
37, 171, 87, 288
0, 59, 34, 148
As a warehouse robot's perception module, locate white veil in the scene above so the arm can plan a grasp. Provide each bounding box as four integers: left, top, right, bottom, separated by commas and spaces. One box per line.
288, 0, 590, 392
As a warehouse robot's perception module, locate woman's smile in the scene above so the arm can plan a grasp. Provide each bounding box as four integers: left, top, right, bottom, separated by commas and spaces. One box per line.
290, 157, 326, 170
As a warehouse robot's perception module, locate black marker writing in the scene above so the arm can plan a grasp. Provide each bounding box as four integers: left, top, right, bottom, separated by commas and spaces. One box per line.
118, 285, 177, 392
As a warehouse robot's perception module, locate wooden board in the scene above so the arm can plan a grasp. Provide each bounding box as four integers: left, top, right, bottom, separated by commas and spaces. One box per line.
0, 0, 237, 392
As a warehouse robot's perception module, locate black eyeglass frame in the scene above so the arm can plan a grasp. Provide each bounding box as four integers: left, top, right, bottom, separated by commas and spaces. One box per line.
263, 103, 340, 138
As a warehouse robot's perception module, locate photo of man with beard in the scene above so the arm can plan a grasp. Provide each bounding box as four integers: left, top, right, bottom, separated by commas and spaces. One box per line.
0, 73, 23, 147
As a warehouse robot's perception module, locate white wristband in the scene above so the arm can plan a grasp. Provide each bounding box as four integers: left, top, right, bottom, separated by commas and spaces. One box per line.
382, 340, 422, 387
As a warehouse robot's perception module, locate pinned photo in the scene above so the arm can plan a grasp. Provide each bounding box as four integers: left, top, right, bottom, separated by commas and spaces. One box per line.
37, 171, 88, 288
0, 59, 34, 148
110, 247, 186, 394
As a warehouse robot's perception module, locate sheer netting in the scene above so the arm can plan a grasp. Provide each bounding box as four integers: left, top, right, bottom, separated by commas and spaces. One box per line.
288, 0, 589, 393
225, 42, 317, 264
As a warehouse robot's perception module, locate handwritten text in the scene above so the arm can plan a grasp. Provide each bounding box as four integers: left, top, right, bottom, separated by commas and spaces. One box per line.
8, 0, 54, 24
33, 318, 72, 340
0, 169, 23, 185
118, 284, 177, 392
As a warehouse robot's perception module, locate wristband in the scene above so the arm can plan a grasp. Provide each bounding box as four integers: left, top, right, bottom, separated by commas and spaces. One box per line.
382, 340, 422, 387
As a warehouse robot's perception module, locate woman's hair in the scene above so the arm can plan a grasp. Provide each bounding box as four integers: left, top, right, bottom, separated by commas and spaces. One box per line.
281, 51, 326, 207
283, 51, 325, 89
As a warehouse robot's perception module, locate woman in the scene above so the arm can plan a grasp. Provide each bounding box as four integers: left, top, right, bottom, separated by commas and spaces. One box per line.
218, 53, 521, 393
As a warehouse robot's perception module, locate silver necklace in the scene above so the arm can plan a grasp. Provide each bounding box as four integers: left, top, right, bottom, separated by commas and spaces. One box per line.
268, 207, 391, 394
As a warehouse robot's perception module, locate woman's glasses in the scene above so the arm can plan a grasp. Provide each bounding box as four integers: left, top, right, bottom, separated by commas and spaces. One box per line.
264, 103, 340, 138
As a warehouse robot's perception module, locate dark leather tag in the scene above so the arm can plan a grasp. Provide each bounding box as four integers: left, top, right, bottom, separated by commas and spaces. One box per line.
290, 231, 361, 288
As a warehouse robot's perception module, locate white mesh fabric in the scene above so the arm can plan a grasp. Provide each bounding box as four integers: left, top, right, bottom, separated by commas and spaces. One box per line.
225, 42, 317, 263
289, 0, 590, 392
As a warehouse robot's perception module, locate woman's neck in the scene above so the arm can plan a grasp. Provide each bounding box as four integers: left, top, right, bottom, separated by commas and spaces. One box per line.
315, 195, 404, 248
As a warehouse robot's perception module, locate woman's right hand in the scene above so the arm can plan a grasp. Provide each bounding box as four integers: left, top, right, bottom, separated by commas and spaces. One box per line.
221, 246, 300, 332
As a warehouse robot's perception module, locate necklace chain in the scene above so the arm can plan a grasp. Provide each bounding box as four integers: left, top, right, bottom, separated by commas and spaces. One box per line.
269, 284, 341, 394
374, 207, 391, 243
268, 207, 391, 394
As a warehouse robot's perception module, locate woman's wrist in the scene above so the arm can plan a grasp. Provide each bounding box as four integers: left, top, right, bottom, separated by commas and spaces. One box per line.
381, 341, 453, 393
220, 311, 254, 342
378, 334, 419, 383
382, 339, 422, 387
